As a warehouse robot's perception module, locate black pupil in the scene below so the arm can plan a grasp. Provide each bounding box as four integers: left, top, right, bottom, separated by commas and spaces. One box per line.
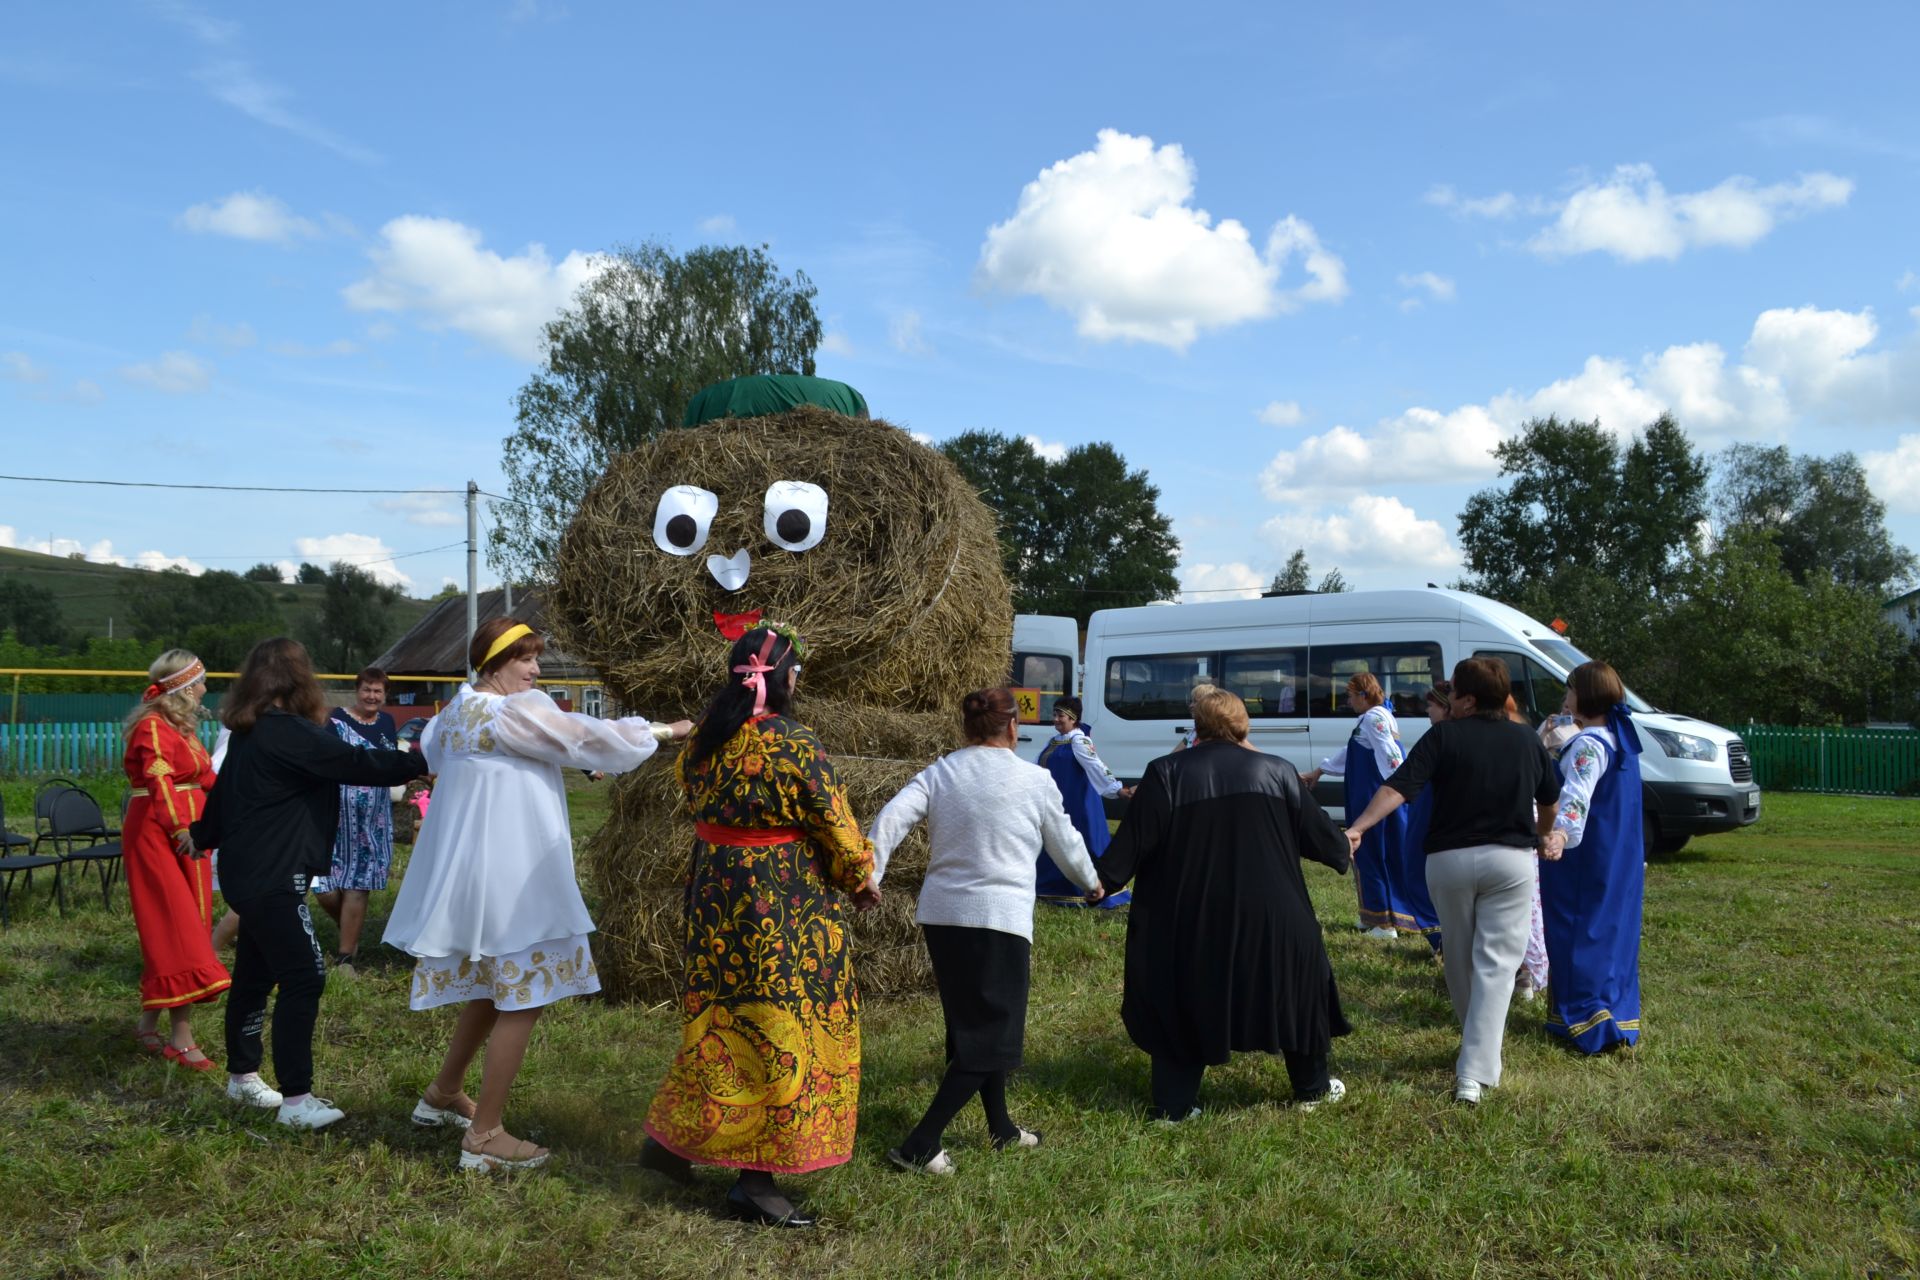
775, 509, 811, 545
665, 513, 698, 548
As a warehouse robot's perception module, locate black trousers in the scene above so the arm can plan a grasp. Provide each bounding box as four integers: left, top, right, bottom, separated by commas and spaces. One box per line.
1150, 1049, 1331, 1117
224, 890, 327, 1095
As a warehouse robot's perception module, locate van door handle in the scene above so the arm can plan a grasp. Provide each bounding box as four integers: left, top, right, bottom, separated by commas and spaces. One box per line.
1254, 725, 1310, 734
1017, 734, 1033, 742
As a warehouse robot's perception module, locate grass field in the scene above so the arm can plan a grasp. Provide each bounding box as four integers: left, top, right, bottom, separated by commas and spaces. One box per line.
2, 783, 1915, 1279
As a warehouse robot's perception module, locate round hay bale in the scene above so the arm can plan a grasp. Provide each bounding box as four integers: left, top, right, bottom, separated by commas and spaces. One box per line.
548, 405, 1012, 718
585, 699, 958, 1002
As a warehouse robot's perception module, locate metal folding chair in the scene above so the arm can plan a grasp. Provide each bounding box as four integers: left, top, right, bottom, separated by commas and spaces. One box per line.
45, 789, 124, 911
1, 790, 65, 926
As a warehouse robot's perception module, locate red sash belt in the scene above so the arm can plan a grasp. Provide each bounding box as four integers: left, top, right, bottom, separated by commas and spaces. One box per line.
695, 821, 803, 847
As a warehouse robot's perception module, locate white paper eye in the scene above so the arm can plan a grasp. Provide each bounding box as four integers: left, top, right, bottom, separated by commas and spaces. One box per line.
764, 481, 828, 552
653, 485, 719, 556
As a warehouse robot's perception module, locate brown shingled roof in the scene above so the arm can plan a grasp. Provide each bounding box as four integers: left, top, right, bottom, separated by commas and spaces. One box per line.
372, 587, 593, 678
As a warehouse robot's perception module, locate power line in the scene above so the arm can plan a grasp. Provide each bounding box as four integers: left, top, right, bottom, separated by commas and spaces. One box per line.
1, 541, 464, 573
0, 473, 469, 495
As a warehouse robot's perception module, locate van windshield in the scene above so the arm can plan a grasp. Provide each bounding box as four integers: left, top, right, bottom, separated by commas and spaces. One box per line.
1530, 638, 1655, 713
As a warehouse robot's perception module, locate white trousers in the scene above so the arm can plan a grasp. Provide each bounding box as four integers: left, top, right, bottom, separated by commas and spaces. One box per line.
1425, 843, 1537, 1087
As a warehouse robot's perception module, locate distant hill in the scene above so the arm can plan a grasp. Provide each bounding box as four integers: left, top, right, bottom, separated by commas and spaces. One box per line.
0, 545, 438, 651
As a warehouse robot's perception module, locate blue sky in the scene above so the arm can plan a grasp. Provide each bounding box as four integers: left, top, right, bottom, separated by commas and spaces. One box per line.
4, 1, 1918, 606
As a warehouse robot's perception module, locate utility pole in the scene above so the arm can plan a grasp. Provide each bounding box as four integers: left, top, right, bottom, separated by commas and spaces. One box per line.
465, 481, 479, 674
504, 580, 513, 612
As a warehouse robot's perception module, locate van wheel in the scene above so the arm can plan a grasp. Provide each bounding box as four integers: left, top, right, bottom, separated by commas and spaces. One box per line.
1655, 833, 1690, 856
1642, 812, 1689, 858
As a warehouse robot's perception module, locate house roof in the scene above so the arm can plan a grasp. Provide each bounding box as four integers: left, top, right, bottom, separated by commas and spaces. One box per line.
1884, 586, 1920, 612
372, 587, 593, 678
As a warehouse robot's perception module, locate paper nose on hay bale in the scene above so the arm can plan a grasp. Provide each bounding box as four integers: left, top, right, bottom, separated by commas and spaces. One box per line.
550, 392, 1014, 1001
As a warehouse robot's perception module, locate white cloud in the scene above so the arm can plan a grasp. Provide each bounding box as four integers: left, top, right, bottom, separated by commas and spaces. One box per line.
819, 331, 854, 357
1423, 185, 1535, 219
697, 213, 736, 235
375, 493, 460, 527
187, 315, 257, 347
0, 526, 206, 573
1899, 269, 1917, 293
1398, 271, 1456, 303
889, 309, 931, 355
1024, 434, 1068, 463
1258, 400, 1304, 427
1260, 494, 1462, 575
909, 430, 934, 446
977, 129, 1347, 350
343, 216, 608, 360
1179, 561, 1264, 600
1865, 435, 1920, 514
69, 379, 104, 404
2, 351, 48, 382
119, 351, 212, 394
293, 532, 415, 590
1528, 164, 1852, 262
178, 191, 320, 244
269, 337, 359, 357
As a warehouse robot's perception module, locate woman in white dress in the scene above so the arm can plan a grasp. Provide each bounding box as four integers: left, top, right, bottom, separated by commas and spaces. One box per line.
384, 617, 691, 1171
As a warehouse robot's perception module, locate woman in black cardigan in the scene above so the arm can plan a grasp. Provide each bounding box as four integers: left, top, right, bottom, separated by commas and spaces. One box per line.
190, 638, 426, 1130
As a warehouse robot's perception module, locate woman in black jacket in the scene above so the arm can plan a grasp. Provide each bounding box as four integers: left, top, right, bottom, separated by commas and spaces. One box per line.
189, 637, 426, 1130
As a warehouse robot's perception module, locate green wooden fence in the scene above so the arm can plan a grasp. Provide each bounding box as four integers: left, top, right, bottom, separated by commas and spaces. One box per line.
1741, 725, 1920, 797
0, 721, 222, 777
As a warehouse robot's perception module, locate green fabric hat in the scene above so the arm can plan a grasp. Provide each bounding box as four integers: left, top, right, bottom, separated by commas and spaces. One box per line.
682, 374, 869, 427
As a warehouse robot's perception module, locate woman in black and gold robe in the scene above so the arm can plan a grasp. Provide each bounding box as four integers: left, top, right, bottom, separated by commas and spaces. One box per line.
1099, 687, 1353, 1120
641, 625, 876, 1228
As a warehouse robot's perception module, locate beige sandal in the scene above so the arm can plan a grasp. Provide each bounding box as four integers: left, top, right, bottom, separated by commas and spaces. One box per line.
459, 1124, 549, 1171
412, 1084, 477, 1129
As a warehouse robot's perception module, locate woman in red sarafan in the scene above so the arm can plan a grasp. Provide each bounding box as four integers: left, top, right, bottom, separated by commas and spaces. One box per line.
122, 649, 230, 1070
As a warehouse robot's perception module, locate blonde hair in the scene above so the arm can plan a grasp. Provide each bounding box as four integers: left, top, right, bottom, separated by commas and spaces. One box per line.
1192, 687, 1251, 742
124, 648, 204, 741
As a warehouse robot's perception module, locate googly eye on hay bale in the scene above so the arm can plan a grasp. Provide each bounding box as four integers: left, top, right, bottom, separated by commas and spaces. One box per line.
547, 375, 1014, 1001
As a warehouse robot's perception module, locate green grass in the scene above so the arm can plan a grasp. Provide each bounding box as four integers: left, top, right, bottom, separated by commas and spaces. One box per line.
2, 787, 1915, 1278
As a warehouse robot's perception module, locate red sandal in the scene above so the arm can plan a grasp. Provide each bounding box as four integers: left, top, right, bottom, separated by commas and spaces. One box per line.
133, 1029, 166, 1056
161, 1043, 217, 1072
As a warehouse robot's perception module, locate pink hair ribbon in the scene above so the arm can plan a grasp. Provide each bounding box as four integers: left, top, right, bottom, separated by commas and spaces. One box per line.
732, 631, 791, 717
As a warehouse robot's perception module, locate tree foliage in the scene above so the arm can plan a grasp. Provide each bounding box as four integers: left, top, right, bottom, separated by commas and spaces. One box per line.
295, 562, 328, 585
303, 562, 403, 674
942, 432, 1179, 624
1712, 445, 1916, 594
491, 241, 822, 583
0, 578, 68, 648
243, 563, 286, 583
120, 568, 283, 671
1270, 549, 1311, 594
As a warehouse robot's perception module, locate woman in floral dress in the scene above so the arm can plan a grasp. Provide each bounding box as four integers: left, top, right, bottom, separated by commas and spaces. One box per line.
641, 624, 878, 1229
313, 666, 398, 974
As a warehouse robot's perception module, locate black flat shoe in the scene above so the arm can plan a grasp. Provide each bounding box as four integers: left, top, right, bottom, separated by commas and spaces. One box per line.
725, 1182, 816, 1229
638, 1137, 695, 1186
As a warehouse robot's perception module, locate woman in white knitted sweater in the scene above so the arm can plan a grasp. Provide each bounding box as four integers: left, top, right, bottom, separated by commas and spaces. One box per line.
867, 687, 1104, 1174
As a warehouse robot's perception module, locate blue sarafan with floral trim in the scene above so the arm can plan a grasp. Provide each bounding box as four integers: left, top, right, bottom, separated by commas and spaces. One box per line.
644, 713, 875, 1174
1540, 708, 1646, 1053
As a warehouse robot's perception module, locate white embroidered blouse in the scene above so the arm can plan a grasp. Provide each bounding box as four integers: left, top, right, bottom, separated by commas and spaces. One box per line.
1042, 727, 1125, 798
1551, 725, 1615, 849
1317, 704, 1405, 778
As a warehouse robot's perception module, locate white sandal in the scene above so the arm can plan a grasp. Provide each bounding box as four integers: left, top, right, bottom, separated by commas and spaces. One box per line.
412, 1086, 476, 1129
459, 1124, 550, 1172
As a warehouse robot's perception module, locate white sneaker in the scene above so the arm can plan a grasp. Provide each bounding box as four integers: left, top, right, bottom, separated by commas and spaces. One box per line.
411, 1094, 475, 1129
887, 1147, 955, 1175
1152, 1106, 1202, 1127
1363, 926, 1398, 940
1298, 1078, 1346, 1112
227, 1074, 282, 1110
1514, 973, 1537, 1002
277, 1095, 346, 1130
1453, 1077, 1483, 1105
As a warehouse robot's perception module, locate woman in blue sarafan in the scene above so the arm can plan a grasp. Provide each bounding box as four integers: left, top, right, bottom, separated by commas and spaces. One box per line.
1302, 672, 1421, 938
1035, 697, 1132, 909
1539, 660, 1645, 1053
1395, 682, 1451, 955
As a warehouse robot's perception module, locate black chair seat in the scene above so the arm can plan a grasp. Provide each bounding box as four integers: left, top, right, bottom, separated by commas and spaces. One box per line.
64, 841, 122, 863
1, 831, 29, 850
1, 853, 63, 872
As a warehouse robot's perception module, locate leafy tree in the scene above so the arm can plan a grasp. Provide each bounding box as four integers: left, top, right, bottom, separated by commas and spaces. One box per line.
1712, 445, 1916, 594
944, 433, 1179, 623
1316, 567, 1351, 594
243, 563, 285, 583
120, 568, 282, 670
304, 562, 402, 673
295, 562, 328, 585
432, 581, 464, 600
491, 241, 822, 583
1271, 549, 1311, 593
0, 577, 69, 648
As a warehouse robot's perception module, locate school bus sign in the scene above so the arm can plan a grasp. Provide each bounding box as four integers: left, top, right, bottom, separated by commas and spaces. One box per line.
1012, 687, 1043, 723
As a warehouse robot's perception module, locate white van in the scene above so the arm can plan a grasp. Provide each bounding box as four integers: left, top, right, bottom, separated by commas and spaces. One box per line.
1077, 589, 1760, 854
1010, 614, 1079, 765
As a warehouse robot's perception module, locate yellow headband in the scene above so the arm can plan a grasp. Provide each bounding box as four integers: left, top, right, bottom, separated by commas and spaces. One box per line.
479, 623, 534, 672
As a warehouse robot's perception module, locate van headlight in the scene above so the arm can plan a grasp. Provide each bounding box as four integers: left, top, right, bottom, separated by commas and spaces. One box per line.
1646, 727, 1719, 762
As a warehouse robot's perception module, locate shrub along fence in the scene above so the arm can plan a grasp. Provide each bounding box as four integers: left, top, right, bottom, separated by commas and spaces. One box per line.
1740, 725, 1920, 797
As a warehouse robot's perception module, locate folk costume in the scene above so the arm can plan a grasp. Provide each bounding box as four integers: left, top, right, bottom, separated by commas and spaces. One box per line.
1540, 708, 1646, 1053
325, 708, 398, 891
383, 684, 664, 1011
644, 632, 875, 1176
1035, 725, 1130, 908
1318, 704, 1427, 935
121, 662, 230, 1011
1099, 741, 1352, 1113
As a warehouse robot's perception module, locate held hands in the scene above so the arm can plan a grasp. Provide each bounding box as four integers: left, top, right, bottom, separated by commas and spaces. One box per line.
667, 720, 694, 742
171, 829, 201, 860
851, 875, 882, 912
1084, 883, 1106, 904
1301, 768, 1323, 788
1345, 826, 1364, 857
1539, 830, 1567, 862
1119, 785, 1137, 800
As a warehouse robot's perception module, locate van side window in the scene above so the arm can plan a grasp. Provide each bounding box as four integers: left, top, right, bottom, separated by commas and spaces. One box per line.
1011, 652, 1070, 722
1308, 644, 1444, 719
1104, 653, 1214, 721
1473, 650, 1567, 725
1221, 648, 1306, 718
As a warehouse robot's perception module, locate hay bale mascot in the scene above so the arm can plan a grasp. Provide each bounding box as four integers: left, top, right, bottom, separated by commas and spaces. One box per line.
547, 375, 1013, 1006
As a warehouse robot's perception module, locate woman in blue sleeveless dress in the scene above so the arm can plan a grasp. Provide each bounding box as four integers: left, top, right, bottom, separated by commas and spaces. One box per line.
1034, 697, 1132, 909
1539, 661, 1645, 1053
1303, 673, 1420, 938
1397, 683, 1450, 955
